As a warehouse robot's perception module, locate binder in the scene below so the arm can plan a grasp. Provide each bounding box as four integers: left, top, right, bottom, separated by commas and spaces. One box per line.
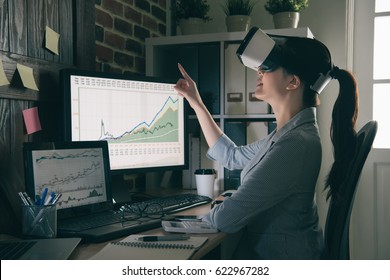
246, 68, 269, 114
199, 44, 220, 114
223, 122, 246, 190
225, 43, 245, 114
90, 235, 208, 260
183, 135, 200, 189
247, 122, 269, 144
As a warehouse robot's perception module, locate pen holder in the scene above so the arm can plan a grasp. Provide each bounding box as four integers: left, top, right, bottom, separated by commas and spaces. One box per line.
21, 204, 57, 238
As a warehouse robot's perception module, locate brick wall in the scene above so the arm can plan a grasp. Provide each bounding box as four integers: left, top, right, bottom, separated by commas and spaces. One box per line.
95, 0, 167, 75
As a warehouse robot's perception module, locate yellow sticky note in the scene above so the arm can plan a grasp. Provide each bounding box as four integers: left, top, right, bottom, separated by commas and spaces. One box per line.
22, 107, 42, 135
0, 60, 10, 86
16, 63, 39, 91
45, 26, 60, 55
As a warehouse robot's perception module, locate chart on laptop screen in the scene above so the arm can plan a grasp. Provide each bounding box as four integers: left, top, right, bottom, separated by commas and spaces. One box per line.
69, 75, 185, 171
31, 148, 107, 209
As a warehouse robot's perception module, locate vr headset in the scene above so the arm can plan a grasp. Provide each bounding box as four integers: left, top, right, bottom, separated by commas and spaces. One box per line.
236, 27, 333, 94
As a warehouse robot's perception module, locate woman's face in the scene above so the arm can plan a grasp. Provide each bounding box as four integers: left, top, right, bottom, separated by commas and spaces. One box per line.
254, 67, 293, 103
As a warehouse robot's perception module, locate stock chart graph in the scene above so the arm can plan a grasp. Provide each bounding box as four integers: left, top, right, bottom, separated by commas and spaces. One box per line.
32, 148, 107, 209
98, 96, 179, 143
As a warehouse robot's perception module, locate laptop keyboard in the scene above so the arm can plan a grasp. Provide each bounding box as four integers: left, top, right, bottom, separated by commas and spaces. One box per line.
58, 193, 211, 233
131, 193, 212, 214
0, 240, 36, 260
58, 211, 123, 232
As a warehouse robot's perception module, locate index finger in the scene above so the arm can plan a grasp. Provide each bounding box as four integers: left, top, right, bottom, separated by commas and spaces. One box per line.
178, 63, 193, 82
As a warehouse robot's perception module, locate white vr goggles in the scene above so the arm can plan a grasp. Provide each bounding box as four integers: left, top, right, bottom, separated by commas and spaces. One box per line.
236, 27, 333, 94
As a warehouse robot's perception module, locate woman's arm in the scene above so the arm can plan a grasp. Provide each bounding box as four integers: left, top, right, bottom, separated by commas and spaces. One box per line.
174, 63, 223, 148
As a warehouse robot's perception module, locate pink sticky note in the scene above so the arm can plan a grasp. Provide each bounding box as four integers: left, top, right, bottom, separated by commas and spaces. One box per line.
22, 107, 42, 134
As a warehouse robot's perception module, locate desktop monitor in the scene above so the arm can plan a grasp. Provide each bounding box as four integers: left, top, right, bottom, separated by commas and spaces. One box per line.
60, 69, 188, 175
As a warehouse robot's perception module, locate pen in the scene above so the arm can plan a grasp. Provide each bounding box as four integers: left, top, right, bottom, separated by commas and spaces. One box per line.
50, 193, 62, 204
137, 235, 190, 242
35, 195, 41, 205
40, 188, 48, 206
18, 192, 30, 206
22, 192, 34, 206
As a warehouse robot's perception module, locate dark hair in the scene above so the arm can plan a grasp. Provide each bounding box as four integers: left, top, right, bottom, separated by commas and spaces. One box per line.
325, 68, 358, 201
281, 37, 359, 201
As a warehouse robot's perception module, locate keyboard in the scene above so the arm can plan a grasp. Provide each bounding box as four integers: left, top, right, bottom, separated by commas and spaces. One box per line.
128, 193, 212, 214
0, 240, 36, 260
58, 211, 123, 232
58, 193, 211, 233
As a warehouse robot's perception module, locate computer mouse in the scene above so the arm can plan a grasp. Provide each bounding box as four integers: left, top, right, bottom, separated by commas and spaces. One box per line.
221, 189, 237, 197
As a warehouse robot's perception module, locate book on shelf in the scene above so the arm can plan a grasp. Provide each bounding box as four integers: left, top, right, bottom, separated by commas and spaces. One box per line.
89, 234, 208, 260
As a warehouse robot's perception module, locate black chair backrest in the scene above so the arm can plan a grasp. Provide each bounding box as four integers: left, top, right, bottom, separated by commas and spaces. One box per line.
324, 120, 378, 259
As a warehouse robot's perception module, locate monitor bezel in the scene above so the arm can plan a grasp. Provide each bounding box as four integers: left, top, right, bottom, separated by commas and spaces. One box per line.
60, 68, 189, 175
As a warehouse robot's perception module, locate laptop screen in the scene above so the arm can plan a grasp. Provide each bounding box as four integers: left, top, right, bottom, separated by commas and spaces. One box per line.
23, 141, 113, 219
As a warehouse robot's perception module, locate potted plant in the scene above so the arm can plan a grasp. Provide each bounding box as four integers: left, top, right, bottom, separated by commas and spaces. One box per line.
222, 0, 257, 32
173, 0, 211, 35
264, 0, 309, 28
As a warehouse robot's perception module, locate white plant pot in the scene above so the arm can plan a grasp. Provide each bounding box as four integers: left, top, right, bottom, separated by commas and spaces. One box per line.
225, 15, 251, 32
273, 12, 300, 29
179, 17, 204, 35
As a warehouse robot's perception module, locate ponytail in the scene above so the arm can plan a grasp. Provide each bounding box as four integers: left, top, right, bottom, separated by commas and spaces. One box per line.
324, 68, 359, 201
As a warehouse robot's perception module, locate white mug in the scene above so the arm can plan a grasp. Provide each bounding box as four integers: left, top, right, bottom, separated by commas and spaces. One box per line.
194, 169, 216, 199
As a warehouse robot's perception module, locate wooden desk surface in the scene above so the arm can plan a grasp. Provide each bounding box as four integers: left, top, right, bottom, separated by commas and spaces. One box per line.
69, 203, 227, 260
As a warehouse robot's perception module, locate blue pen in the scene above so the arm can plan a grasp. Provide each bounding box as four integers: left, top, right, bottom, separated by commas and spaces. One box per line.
40, 188, 48, 206
35, 195, 41, 205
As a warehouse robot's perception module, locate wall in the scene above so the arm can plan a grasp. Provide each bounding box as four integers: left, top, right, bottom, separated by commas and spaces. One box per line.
0, 0, 96, 236
95, 0, 167, 74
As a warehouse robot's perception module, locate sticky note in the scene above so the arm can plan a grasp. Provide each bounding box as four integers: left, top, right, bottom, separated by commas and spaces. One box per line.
45, 26, 60, 55
22, 107, 42, 135
0, 60, 10, 86
16, 63, 39, 91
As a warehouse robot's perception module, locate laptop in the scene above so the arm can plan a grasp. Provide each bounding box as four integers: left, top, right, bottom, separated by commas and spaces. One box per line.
23, 141, 160, 243
0, 238, 81, 260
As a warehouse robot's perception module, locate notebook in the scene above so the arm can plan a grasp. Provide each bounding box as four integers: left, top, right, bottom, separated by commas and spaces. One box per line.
23, 141, 159, 243
90, 234, 208, 260
0, 238, 81, 260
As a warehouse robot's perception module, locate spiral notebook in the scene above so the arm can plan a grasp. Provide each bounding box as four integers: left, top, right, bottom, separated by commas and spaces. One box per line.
90, 235, 208, 260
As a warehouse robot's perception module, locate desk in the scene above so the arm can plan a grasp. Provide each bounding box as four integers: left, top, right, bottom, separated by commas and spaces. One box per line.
69, 203, 228, 260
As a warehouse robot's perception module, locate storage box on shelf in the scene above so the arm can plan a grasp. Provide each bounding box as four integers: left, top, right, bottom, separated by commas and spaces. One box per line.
146, 27, 313, 191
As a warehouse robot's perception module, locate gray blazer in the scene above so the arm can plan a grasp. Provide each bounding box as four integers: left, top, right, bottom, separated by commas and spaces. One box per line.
203, 107, 324, 259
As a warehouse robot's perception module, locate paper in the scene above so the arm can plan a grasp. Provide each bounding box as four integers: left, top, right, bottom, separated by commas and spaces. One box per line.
90, 235, 208, 260
45, 26, 60, 55
0, 60, 10, 86
22, 107, 42, 135
16, 64, 39, 91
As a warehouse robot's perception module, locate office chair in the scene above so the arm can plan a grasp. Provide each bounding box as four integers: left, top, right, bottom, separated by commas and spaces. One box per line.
323, 120, 378, 260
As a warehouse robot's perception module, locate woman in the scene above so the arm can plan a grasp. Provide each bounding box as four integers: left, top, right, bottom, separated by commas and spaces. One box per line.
174, 36, 358, 259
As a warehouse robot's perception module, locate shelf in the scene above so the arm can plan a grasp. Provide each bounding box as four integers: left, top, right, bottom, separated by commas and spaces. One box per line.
145, 27, 313, 46
223, 114, 275, 121
189, 114, 275, 121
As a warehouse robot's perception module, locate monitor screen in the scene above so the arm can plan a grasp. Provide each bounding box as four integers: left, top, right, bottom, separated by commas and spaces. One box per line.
61, 69, 187, 174
23, 141, 112, 215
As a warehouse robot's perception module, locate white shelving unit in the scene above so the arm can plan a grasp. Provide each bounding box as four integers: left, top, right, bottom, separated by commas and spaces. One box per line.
145, 27, 313, 191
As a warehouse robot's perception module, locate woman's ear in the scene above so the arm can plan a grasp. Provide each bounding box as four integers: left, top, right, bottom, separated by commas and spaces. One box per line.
286, 75, 301, 90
